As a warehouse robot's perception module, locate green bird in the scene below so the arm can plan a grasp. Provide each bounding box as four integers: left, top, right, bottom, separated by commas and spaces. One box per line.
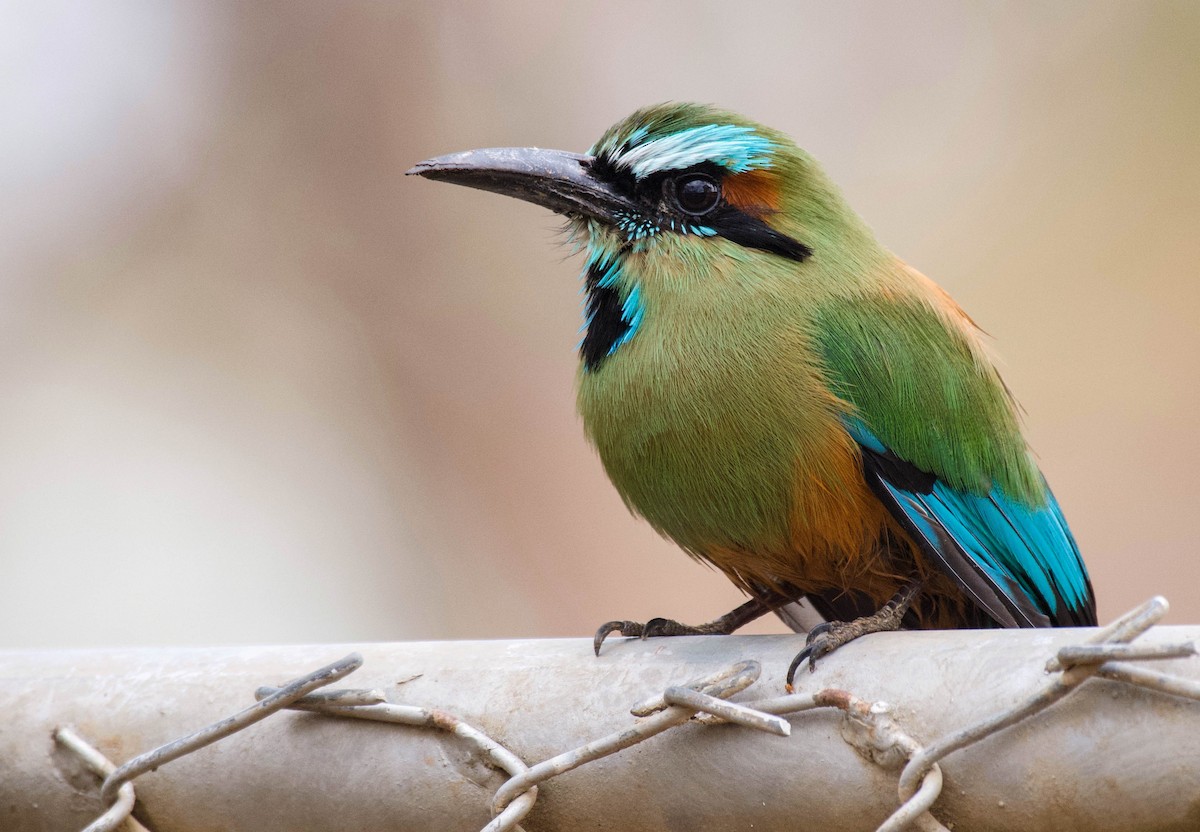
410, 103, 1096, 681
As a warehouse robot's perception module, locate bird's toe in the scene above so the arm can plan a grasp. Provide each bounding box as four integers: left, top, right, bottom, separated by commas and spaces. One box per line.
593, 620, 644, 656
804, 621, 834, 645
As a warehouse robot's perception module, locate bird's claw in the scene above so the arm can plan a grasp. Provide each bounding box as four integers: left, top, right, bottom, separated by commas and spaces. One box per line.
804, 621, 834, 644
784, 584, 921, 688
593, 617, 715, 655
594, 596, 786, 656
785, 622, 846, 684
593, 620, 645, 655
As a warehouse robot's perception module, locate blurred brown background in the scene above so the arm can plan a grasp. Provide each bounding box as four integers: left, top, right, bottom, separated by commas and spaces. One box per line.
2, 2, 1198, 648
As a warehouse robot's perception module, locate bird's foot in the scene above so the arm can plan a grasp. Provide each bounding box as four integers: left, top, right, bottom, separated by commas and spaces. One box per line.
785, 582, 922, 689
592, 617, 715, 654
593, 596, 771, 656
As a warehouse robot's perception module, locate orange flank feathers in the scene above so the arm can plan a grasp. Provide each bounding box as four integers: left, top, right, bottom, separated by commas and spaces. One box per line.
701, 428, 969, 630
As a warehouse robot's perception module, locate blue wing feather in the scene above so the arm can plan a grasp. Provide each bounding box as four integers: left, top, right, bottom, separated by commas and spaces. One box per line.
847, 419, 1096, 627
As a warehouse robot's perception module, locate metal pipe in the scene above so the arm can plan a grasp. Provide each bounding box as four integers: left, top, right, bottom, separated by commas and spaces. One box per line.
6, 625, 1200, 831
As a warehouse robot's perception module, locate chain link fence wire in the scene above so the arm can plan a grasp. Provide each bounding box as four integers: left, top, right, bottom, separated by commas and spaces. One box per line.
51, 596, 1198, 832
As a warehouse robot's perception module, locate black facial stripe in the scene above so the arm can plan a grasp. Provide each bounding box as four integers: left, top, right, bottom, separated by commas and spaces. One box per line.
705, 205, 813, 262
589, 159, 811, 263
580, 261, 630, 371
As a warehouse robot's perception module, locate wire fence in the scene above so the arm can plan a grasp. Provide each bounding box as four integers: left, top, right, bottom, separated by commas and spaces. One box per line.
53, 596, 1199, 832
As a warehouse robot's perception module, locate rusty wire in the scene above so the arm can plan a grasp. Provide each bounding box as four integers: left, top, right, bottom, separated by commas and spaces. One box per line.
54, 595, 1200, 832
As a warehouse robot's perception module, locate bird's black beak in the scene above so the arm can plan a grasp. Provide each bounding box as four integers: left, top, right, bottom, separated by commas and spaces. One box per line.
407, 147, 633, 224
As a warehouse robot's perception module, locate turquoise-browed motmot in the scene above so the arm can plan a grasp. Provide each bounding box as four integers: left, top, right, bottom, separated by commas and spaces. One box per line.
410, 103, 1096, 682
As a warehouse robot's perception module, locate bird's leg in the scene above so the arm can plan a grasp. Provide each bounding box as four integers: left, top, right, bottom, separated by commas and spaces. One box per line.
785, 580, 924, 688
593, 592, 792, 657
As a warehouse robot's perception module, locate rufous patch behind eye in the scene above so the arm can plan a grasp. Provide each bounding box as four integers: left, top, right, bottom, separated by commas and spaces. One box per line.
722, 170, 781, 217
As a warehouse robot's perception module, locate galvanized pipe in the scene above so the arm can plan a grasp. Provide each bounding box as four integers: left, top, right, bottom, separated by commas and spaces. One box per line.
5, 626, 1200, 831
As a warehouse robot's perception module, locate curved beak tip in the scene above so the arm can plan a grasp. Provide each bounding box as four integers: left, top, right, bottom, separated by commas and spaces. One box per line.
406, 159, 442, 177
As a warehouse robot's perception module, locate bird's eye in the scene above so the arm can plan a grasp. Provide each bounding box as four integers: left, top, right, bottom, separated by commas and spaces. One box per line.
672, 173, 720, 216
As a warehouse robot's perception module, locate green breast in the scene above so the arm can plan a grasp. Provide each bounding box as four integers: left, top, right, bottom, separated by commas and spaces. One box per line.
576, 273, 841, 556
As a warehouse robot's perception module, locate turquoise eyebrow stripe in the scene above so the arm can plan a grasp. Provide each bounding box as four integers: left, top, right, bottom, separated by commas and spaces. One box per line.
614, 124, 776, 176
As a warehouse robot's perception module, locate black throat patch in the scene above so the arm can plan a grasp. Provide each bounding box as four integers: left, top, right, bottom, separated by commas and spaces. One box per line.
580, 259, 631, 371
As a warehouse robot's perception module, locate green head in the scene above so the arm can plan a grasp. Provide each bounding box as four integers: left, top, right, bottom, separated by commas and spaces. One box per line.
409, 103, 880, 371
